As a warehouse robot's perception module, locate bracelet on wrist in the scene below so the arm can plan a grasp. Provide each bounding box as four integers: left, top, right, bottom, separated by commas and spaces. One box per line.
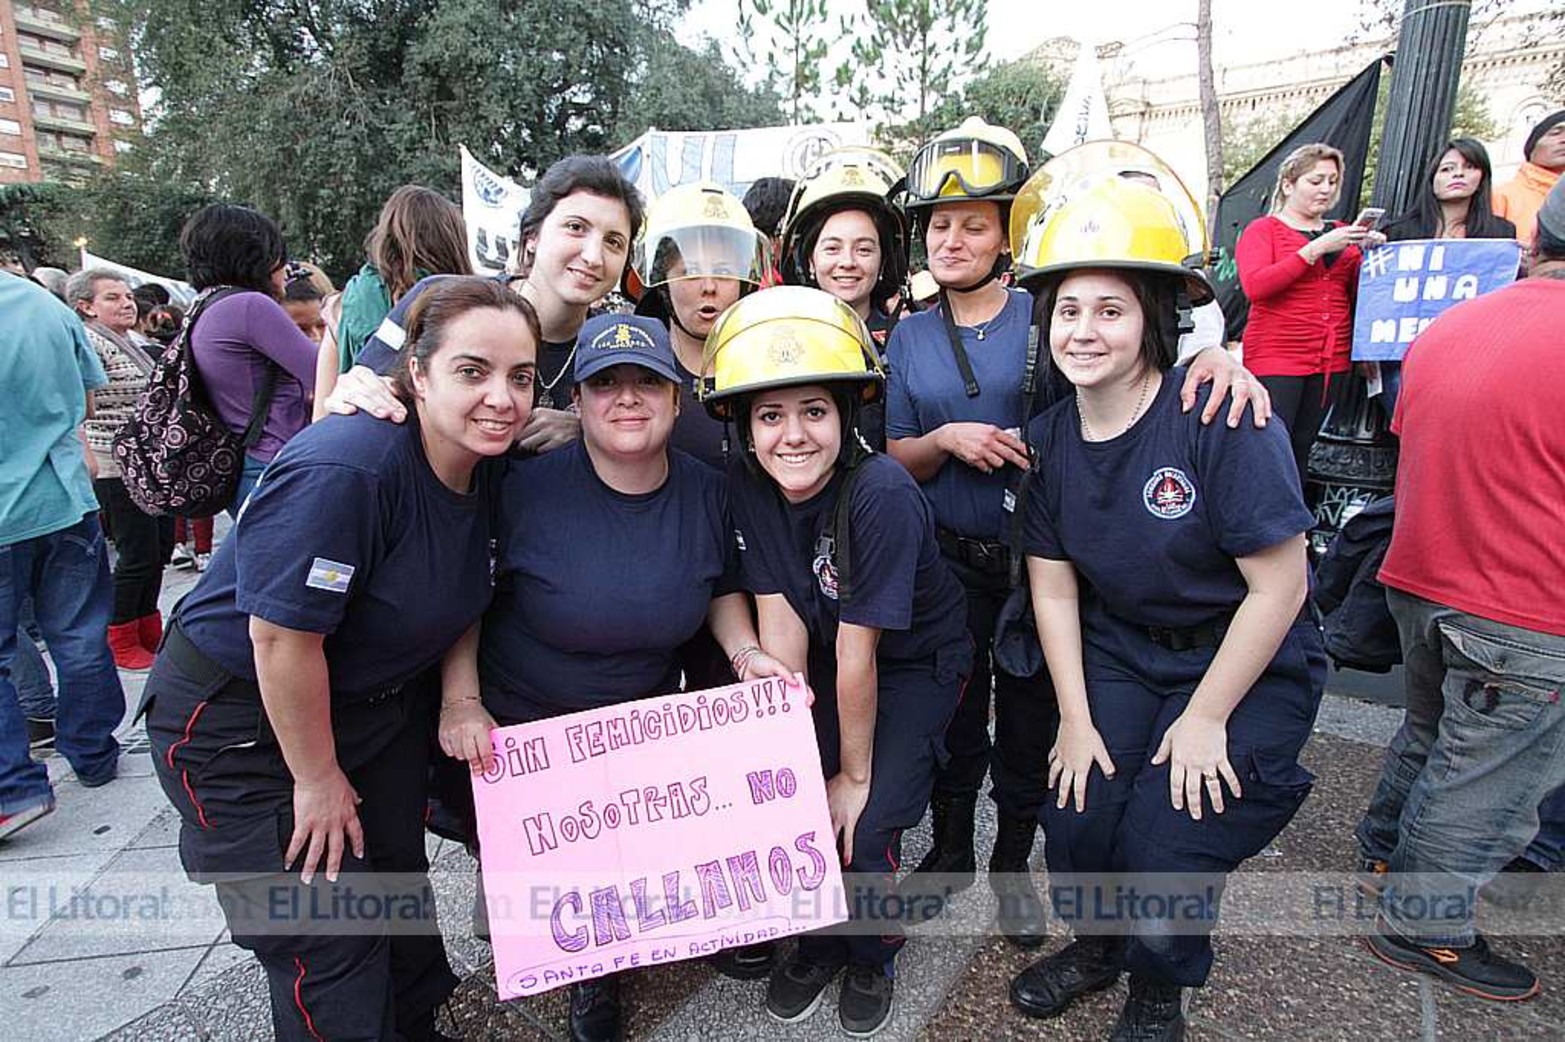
730, 643, 762, 677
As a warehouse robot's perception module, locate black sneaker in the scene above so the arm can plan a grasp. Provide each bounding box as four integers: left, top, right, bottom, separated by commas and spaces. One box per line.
1365, 918, 1540, 1001
1010, 936, 1123, 1018
567, 976, 622, 1042
1110, 975, 1185, 1042
765, 951, 842, 1023
709, 940, 776, 980
838, 965, 894, 1038
26, 717, 55, 751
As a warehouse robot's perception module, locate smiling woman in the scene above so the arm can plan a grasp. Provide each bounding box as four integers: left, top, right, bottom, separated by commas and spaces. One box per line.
434, 312, 790, 1042
140, 277, 540, 1042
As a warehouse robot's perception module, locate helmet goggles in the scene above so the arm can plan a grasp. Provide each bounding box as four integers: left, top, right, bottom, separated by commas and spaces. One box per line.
907, 137, 1028, 203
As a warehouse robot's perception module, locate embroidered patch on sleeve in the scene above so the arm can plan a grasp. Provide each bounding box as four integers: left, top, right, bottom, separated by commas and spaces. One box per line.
306, 558, 356, 594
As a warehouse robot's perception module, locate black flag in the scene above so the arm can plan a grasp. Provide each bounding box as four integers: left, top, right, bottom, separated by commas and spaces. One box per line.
1211, 58, 1386, 340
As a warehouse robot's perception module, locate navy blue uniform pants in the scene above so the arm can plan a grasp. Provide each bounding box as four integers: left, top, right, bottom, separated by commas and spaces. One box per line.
798, 641, 971, 972
933, 559, 1059, 819
143, 631, 457, 1041
1041, 612, 1324, 987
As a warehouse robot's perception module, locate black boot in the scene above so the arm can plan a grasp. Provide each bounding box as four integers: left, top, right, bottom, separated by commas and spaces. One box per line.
989, 812, 1048, 948
1009, 935, 1123, 1018
903, 793, 978, 922
1110, 974, 1186, 1042
911, 792, 977, 884
568, 975, 623, 1042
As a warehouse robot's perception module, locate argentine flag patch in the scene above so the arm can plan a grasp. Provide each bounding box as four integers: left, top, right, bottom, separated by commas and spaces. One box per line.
306, 558, 355, 594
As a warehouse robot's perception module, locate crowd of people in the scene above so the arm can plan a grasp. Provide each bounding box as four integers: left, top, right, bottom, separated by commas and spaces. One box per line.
1, 104, 1562, 1042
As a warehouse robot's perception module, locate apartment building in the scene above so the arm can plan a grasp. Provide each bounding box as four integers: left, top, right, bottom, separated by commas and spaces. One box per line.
0, 0, 143, 184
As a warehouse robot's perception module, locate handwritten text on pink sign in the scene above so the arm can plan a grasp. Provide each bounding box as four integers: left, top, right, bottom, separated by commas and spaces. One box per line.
471, 675, 845, 998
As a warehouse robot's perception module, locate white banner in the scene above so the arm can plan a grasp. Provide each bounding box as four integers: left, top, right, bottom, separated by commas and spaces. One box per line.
79, 249, 195, 306
1041, 44, 1114, 158
461, 145, 530, 275
612, 123, 873, 204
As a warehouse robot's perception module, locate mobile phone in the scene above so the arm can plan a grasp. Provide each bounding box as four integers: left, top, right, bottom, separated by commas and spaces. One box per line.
1353, 207, 1386, 229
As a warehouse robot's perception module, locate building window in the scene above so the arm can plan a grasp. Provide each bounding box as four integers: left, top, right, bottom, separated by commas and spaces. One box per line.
109, 108, 134, 127
0, 87, 13, 103
0, 54, 8, 69
0, 152, 28, 169
0, 118, 21, 136
105, 79, 128, 96
114, 138, 134, 154
97, 16, 118, 31
33, 98, 88, 121
99, 46, 121, 62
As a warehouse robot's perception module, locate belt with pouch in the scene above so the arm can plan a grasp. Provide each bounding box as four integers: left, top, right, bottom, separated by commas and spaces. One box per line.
936, 527, 1011, 577
162, 620, 410, 710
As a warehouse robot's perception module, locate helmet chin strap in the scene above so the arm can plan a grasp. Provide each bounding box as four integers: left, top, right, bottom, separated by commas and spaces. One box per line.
659, 286, 706, 344
939, 252, 1011, 295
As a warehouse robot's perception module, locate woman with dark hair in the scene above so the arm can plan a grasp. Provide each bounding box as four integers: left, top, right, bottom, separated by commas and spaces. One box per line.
700, 286, 971, 1037
1375, 138, 1518, 413
326, 155, 645, 457
68, 269, 174, 669
142, 277, 540, 1042
1384, 138, 1516, 243
1007, 169, 1324, 1042
778, 147, 910, 451
179, 203, 323, 516
335, 185, 472, 372
436, 313, 787, 1042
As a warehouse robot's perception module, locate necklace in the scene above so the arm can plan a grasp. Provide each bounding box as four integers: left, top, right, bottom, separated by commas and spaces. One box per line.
971, 316, 997, 341
535, 340, 580, 409
1078, 371, 1152, 442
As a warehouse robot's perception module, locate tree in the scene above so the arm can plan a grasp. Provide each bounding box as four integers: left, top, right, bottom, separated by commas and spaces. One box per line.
849, 0, 990, 148
734, 0, 833, 124
1196, 0, 1224, 242
43, 171, 215, 277
619, 37, 785, 138
0, 183, 70, 271
928, 60, 1063, 162
112, 0, 767, 281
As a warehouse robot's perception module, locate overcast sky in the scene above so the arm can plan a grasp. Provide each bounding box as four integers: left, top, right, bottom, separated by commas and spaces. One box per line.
679, 0, 1552, 85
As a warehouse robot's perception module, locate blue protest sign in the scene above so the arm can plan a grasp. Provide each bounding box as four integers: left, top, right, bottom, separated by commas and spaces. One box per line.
1351, 238, 1521, 361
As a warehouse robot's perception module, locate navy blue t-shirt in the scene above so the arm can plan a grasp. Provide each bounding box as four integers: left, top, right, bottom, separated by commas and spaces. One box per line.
671, 358, 731, 468
885, 289, 1035, 539
1022, 371, 1314, 630
178, 411, 499, 693
729, 453, 967, 662
479, 441, 740, 723
359, 273, 577, 405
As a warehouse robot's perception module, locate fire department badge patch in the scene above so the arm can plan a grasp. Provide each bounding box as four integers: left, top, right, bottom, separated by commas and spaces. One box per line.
1143, 467, 1196, 519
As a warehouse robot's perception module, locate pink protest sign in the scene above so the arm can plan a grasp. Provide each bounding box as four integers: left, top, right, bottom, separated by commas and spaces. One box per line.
471, 674, 847, 999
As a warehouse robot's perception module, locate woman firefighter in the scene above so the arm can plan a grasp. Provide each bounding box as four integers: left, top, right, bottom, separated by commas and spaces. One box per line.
701, 286, 972, 1037
1005, 145, 1325, 1041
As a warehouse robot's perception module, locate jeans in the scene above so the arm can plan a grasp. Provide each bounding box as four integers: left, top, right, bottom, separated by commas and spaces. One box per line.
13, 597, 54, 718
228, 454, 269, 521
0, 515, 126, 811
1355, 589, 1565, 945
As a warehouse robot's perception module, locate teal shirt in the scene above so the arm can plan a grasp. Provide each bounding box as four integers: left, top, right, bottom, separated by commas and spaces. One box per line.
0, 273, 108, 544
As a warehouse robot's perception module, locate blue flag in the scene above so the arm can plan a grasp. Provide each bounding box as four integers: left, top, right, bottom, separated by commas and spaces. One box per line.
1351, 238, 1521, 362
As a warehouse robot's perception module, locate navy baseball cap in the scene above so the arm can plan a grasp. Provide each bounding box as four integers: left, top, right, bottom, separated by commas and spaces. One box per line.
573, 314, 683, 385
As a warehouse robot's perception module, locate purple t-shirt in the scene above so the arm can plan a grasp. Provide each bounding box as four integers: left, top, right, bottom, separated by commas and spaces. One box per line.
190, 291, 319, 462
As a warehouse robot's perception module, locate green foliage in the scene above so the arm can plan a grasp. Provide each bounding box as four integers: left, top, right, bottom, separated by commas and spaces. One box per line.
846, 0, 990, 149
1221, 105, 1307, 187
930, 60, 1063, 163
112, 0, 774, 281
0, 173, 213, 276
735, 0, 832, 124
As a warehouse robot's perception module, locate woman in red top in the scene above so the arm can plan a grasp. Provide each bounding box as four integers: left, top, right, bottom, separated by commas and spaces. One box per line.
1236, 143, 1382, 482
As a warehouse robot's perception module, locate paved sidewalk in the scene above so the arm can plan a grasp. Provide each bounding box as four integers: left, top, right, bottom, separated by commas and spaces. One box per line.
4, 562, 1563, 1040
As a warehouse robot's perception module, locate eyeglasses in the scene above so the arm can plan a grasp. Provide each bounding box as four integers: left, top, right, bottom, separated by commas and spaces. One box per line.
283, 262, 314, 284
